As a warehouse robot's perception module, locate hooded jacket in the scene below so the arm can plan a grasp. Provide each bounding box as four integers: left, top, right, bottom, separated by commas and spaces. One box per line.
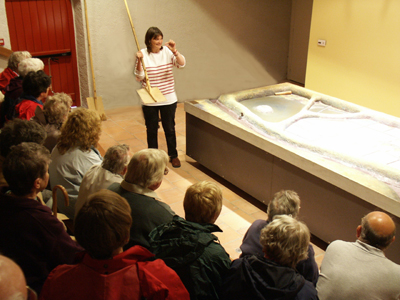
149, 216, 231, 300
220, 255, 318, 300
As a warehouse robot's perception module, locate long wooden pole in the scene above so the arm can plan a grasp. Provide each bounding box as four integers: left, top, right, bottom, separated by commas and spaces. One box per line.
122, 0, 152, 93
84, 0, 97, 99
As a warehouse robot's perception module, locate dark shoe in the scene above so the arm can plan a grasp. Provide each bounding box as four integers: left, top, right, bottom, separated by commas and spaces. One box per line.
170, 157, 181, 168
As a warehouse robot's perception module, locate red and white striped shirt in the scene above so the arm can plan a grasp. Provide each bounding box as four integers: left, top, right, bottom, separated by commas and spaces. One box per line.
135, 47, 185, 106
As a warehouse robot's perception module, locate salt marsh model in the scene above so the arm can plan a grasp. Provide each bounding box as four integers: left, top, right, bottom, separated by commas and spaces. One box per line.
185, 82, 400, 263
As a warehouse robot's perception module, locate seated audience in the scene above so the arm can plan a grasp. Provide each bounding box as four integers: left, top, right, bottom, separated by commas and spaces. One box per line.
0, 142, 83, 294
0, 118, 46, 187
240, 190, 318, 285
75, 144, 130, 217
1, 56, 42, 127
221, 215, 318, 300
108, 148, 174, 249
0, 50, 31, 94
150, 181, 231, 300
40, 189, 190, 300
49, 107, 102, 219
32, 92, 72, 152
0, 254, 31, 300
15, 70, 51, 120
317, 211, 400, 300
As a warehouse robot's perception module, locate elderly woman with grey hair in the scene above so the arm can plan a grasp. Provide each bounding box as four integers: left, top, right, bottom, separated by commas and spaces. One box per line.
108, 148, 175, 250
221, 215, 318, 300
32, 92, 73, 152
239, 190, 319, 285
0, 50, 31, 94
75, 144, 131, 217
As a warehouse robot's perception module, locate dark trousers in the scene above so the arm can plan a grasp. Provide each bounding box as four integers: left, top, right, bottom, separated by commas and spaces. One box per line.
142, 102, 178, 158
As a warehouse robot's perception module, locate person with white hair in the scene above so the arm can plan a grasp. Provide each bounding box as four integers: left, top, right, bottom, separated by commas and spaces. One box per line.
0, 50, 31, 94
108, 148, 175, 250
1, 58, 45, 126
221, 215, 318, 300
4, 58, 44, 103
75, 144, 131, 217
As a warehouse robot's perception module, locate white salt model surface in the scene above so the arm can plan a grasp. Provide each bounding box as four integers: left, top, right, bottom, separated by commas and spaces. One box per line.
254, 105, 273, 114
216, 90, 400, 198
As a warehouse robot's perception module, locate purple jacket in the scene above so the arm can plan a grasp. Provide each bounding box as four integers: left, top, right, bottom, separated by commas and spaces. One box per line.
0, 187, 83, 294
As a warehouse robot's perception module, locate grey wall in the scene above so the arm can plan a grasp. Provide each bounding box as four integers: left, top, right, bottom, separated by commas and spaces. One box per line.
1, 0, 292, 109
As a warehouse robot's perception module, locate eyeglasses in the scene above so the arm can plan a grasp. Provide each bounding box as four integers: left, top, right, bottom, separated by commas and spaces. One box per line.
164, 167, 169, 175
27, 286, 37, 300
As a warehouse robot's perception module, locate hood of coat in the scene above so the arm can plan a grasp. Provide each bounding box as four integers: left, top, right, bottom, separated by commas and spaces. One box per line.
149, 215, 222, 266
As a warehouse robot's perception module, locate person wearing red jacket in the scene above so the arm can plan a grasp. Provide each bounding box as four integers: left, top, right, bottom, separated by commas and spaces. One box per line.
15, 70, 51, 120
40, 189, 189, 300
0, 51, 31, 94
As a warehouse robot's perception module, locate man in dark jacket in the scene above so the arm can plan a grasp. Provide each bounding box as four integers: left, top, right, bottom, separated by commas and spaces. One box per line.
0, 142, 83, 294
221, 215, 318, 300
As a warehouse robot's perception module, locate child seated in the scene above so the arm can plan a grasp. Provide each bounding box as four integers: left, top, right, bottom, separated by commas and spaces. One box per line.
149, 181, 231, 300
40, 189, 189, 300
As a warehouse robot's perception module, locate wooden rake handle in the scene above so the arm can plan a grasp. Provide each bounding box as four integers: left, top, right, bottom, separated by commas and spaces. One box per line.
123, 0, 152, 90
84, 0, 98, 98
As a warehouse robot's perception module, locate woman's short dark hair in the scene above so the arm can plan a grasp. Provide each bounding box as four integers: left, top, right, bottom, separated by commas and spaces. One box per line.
74, 190, 132, 260
3, 142, 51, 196
22, 70, 51, 98
145, 27, 163, 53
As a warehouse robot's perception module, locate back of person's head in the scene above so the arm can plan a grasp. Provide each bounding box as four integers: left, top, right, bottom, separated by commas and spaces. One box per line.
43, 93, 72, 127
145, 27, 163, 53
359, 211, 396, 250
17, 58, 44, 78
124, 149, 168, 188
184, 181, 223, 224
0, 118, 46, 157
3, 142, 50, 197
260, 215, 310, 269
22, 70, 51, 98
74, 189, 132, 260
0, 255, 28, 300
7, 51, 32, 72
267, 190, 301, 222
57, 107, 101, 154
102, 144, 130, 175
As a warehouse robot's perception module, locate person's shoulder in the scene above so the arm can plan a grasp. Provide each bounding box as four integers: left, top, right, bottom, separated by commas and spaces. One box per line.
326, 240, 350, 251
249, 219, 268, 230
84, 163, 102, 175
296, 280, 318, 300
204, 241, 231, 264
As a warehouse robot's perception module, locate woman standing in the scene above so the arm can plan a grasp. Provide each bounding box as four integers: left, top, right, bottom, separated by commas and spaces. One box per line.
135, 27, 186, 168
